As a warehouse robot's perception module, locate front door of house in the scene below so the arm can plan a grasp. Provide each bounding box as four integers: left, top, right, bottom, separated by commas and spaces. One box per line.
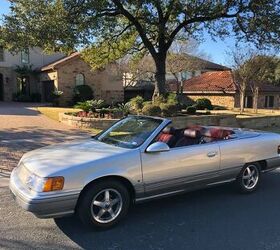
42, 81, 54, 102
0, 73, 4, 101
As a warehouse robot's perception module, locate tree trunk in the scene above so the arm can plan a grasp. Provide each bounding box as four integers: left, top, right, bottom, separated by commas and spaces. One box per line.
253, 87, 259, 113
240, 89, 245, 114
153, 53, 167, 98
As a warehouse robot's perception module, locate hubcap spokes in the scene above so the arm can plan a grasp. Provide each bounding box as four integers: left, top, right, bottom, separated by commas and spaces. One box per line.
91, 189, 122, 223
242, 165, 259, 189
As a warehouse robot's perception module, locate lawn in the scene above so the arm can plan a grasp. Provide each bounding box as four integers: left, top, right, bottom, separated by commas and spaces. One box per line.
37, 106, 102, 134
37, 107, 80, 121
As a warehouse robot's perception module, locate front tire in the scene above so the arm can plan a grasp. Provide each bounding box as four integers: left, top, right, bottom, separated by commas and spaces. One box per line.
236, 163, 261, 193
77, 180, 131, 230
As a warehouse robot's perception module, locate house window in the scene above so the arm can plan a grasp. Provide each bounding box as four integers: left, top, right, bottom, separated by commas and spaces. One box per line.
0, 47, 4, 62
244, 95, 253, 108
21, 49, 30, 64
75, 73, 85, 86
265, 96, 274, 108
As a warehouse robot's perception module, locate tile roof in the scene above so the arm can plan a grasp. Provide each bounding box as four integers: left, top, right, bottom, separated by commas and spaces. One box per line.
169, 71, 236, 93
40, 52, 80, 71
169, 70, 280, 93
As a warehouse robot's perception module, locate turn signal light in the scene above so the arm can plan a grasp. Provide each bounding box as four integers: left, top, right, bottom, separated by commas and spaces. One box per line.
43, 177, 64, 192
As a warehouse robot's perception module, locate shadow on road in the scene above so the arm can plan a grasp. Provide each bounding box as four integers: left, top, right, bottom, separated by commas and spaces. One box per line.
55, 171, 280, 250
0, 102, 43, 116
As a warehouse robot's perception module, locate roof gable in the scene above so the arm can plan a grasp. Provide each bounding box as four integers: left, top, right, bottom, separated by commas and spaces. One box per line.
40, 52, 80, 71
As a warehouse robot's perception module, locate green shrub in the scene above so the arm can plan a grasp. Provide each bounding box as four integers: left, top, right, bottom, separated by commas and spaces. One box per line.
186, 105, 197, 115
142, 104, 161, 116
142, 101, 152, 106
118, 103, 131, 116
73, 85, 93, 103
30, 93, 41, 102
13, 93, 31, 102
91, 99, 106, 111
74, 100, 93, 112
166, 93, 179, 106
177, 94, 195, 109
13, 92, 41, 102
129, 96, 144, 111
195, 98, 213, 110
160, 103, 178, 117
153, 95, 166, 105
213, 105, 227, 110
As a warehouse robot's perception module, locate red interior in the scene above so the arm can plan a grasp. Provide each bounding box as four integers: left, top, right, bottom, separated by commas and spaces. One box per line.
156, 125, 234, 148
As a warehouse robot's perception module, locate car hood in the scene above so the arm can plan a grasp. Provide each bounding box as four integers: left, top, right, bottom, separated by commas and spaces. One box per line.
21, 139, 129, 177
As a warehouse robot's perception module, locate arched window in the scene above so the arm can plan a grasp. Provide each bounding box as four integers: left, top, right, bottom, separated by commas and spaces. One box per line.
75, 73, 85, 86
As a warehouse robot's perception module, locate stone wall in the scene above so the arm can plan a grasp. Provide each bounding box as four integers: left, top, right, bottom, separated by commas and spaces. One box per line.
59, 113, 239, 130
59, 113, 118, 130
186, 93, 236, 109
59, 112, 280, 131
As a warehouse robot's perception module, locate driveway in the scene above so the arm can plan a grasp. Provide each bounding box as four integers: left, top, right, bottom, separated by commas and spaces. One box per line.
0, 102, 89, 172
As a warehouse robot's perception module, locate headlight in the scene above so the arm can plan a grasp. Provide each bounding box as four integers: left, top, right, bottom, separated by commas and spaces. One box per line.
26, 174, 64, 192
26, 174, 45, 192
17, 163, 64, 192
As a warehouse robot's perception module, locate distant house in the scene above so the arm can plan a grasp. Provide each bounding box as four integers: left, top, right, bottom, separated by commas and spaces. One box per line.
123, 55, 230, 101
0, 47, 124, 105
0, 47, 64, 101
40, 52, 124, 105
169, 70, 280, 109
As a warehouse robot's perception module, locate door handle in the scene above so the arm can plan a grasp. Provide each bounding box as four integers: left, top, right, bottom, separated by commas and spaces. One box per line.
207, 151, 217, 157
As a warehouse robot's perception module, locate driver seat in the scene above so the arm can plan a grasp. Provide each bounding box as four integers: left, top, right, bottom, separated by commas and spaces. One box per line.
156, 127, 177, 147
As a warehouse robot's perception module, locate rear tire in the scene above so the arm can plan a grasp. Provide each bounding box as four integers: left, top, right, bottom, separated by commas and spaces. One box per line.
236, 163, 261, 193
77, 180, 130, 230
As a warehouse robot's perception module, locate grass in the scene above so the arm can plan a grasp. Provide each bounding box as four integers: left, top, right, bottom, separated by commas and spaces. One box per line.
37, 107, 81, 122
37, 106, 103, 135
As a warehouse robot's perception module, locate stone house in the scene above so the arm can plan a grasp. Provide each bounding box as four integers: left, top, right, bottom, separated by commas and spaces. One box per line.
40, 52, 124, 105
0, 46, 64, 101
0, 47, 124, 105
169, 70, 280, 109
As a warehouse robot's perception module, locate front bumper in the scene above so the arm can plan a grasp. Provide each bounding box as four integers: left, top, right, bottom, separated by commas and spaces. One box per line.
9, 169, 80, 218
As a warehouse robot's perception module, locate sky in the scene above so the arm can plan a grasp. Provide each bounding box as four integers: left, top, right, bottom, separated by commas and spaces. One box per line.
0, 0, 250, 66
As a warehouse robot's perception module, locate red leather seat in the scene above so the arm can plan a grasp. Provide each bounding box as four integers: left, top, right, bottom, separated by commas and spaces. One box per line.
156, 127, 177, 147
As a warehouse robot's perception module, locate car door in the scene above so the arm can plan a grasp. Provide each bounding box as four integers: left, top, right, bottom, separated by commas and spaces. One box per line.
141, 143, 221, 195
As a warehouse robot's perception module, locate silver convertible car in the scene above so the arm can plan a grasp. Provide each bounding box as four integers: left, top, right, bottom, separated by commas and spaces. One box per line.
10, 116, 280, 229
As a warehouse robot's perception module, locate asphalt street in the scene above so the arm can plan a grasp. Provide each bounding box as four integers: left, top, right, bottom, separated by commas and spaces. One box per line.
2, 170, 280, 250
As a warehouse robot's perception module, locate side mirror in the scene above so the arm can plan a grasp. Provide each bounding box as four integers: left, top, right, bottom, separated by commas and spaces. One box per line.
146, 142, 170, 153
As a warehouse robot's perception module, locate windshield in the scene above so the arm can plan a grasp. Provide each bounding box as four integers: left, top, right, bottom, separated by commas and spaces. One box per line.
95, 116, 163, 149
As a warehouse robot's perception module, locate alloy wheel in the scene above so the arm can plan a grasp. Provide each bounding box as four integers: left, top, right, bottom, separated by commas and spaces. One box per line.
242, 164, 259, 190
90, 188, 123, 224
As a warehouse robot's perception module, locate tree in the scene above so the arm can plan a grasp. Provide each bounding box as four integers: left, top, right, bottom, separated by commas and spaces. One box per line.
1, 0, 280, 97
167, 39, 209, 94
123, 39, 205, 96
231, 48, 280, 113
